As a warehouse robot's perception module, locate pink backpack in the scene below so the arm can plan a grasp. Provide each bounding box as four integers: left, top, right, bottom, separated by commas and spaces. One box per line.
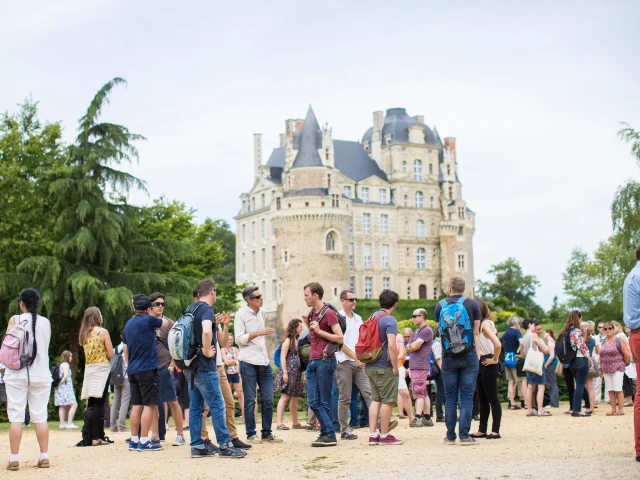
0, 317, 31, 370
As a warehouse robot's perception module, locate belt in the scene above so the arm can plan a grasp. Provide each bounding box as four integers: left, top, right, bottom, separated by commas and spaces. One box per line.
631, 328, 640, 334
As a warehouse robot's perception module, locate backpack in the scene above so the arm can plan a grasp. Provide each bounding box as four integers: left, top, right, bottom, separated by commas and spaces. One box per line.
168, 302, 205, 370
109, 351, 126, 386
355, 311, 388, 364
51, 363, 62, 389
309, 304, 347, 337
274, 343, 282, 368
438, 297, 473, 355
298, 334, 311, 371
0, 317, 31, 371
555, 328, 577, 364
427, 349, 440, 380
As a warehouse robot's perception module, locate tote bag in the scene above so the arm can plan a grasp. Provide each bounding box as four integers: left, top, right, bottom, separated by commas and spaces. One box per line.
523, 345, 544, 376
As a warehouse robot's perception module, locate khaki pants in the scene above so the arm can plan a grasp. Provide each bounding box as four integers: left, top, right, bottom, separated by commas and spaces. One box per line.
335, 361, 372, 432
201, 366, 238, 440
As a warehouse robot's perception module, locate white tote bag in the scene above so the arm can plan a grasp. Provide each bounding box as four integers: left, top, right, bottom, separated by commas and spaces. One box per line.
523, 345, 544, 376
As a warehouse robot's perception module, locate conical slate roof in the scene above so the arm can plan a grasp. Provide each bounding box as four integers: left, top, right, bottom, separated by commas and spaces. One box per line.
291, 106, 323, 168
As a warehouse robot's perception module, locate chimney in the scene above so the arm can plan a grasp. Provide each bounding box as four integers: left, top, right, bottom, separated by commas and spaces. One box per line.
295, 119, 305, 132
413, 115, 424, 123
253, 133, 262, 177
444, 137, 456, 160
279, 133, 285, 147
373, 111, 384, 132
285, 119, 295, 135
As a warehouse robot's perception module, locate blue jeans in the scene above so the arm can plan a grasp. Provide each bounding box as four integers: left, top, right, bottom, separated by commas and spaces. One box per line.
570, 357, 589, 413
306, 358, 337, 438
442, 351, 479, 440
187, 369, 230, 448
349, 384, 369, 427
240, 361, 274, 437
331, 375, 340, 432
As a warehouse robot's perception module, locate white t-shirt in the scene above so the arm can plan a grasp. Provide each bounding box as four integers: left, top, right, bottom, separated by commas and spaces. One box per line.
478, 320, 497, 356
335, 310, 362, 364
216, 325, 224, 367
432, 339, 442, 361
3, 313, 52, 384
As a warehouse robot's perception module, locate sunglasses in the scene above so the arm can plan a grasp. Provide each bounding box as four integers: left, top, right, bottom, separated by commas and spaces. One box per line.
344, 298, 356, 303
251, 295, 262, 300
152, 302, 165, 307
411, 315, 422, 319
603, 327, 613, 331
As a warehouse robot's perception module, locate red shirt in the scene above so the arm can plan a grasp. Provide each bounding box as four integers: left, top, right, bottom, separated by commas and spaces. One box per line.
309, 306, 339, 360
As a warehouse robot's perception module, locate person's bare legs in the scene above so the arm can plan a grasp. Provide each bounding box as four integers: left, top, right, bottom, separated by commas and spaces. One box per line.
58, 406, 66, 426
232, 383, 245, 423
369, 401, 381, 434
34, 422, 49, 455
398, 389, 414, 422
183, 408, 189, 428
379, 403, 393, 434
616, 391, 625, 414
140, 405, 157, 439
397, 393, 405, 417
68, 404, 77, 425
130, 405, 143, 438
526, 384, 535, 415
168, 400, 184, 434
519, 379, 528, 406
585, 377, 595, 413
536, 385, 546, 414
415, 397, 425, 416
508, 379, 516, 406
277, 393, 290, 426
608, 391, 617, 414
151, 407, 159, 438
9, 422, 23, 455
290, 397, 300, 425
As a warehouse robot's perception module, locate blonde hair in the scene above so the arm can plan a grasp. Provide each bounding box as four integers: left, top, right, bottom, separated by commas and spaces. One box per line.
79, 307, 103, 345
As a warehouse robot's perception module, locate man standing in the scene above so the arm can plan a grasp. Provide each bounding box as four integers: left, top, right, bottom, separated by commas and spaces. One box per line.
123, 295, 170, 452
501, 316, 526, 409
148, 292, 185, 446
335, 290, 371, 441
302, 282, 344, 447
235, 285, 281, 444
435, 276, 481, 446
366, 289, 403, 446
406, 308, 434, 427
185, 280, 246, 459
622, 245, 640, 463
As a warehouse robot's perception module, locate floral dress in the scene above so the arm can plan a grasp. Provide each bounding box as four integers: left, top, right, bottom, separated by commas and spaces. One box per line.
54, 362, 77, 406
274, 340, 304, 397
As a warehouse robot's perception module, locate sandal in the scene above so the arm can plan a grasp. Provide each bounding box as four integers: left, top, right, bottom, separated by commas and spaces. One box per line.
615, 411, 625, 416
276, 424, 290, 430
471, 432, 486, 438
606, 411, 616, 416
526, 412, 537, 417
564, 411, 573, 415
399, 415, 407, 419
538, 410, 552, 417
292, 423, 306, 430
486, 433, 501, 439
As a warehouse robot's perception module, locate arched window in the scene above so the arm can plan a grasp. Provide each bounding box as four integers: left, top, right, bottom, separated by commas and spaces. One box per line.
428, 163, 433, 175
430, 196, 434, 209
417, 248, 426, 269
402, 160, 407, 172
416, 220, 425, 237
414, 159, 423, 181
326, 232, 336, 252
403, 195, 408, 207
415, 191, 424, 208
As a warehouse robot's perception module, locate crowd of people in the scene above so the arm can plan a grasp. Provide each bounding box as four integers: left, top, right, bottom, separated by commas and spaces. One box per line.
2, 261, 640, 470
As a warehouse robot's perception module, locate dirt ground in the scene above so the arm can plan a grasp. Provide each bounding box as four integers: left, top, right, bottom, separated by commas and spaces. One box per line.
1, 401, 638, 479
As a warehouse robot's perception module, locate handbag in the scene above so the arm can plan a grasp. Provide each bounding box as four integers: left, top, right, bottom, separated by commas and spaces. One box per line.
587, 356, 600, 379
555, 362, 564, 378
523, 345, 544, 376
504, 351, 517, 369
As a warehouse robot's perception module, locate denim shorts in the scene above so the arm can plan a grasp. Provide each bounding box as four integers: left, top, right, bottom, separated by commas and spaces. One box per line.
158, 366, 177, 403
227, 373, 240, 384
526, 369, 546, 385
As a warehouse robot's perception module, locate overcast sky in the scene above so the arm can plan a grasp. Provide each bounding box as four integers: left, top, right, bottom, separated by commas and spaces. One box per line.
2, 1, 639, 308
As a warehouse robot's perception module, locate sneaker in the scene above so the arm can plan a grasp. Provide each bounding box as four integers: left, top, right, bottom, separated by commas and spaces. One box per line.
118, 427, 127, 433
110, 426, 118, 433
261, 434, 283, 443
378, 434, 403, 446
218, 445, 248, 459
232, 437, 252, 450
137, 441, 163, 452
150, 436, 161, 445
203, 439, 219, 453
311, 435, 338, 447
172, 434, 186, 446
59, 424, 67, 429
67, 423, 78, 429
128, 440, 139, 451
191, 446, 215, 458
444, 437, 456, 445
436, 417, 445, 423
247, 435, 262, 444
377, 419, 399, 433
409, 418, 423, 428
368, 433, 380, 445
420, 417, 434, 427
340, 429, 358, 440
459, 437, 478, 446
624, 400, 634, 407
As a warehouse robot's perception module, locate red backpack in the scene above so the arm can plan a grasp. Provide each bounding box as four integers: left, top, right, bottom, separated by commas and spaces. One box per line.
355, 311, 387, 364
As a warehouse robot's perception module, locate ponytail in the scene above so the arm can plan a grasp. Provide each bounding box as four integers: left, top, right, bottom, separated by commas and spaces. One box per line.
17, 288, 40, 366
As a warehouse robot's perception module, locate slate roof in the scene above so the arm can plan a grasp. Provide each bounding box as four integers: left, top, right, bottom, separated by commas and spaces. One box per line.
291, 107, 323, 168
361, 108, 439, 146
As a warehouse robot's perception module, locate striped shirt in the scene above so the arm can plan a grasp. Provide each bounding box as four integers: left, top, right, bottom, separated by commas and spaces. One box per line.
623, 261, 640, 330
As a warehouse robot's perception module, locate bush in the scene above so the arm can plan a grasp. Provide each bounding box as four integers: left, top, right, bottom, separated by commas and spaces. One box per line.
397, 319, 437, 333
356, 298, 440, 323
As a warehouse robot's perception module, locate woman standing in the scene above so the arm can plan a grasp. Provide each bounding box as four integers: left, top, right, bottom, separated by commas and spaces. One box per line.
561, 311, 594, 417
3, 288, 52, 470
600, 321, 630, 415
471, 299, 502, 439
274, 319, 305, 429
222, 333, 244, 423
582, 322, 599, 414
396, 332, 415, 425
54, 350, 78, 429
543, 330, 559, 408
79, 307, 114, 446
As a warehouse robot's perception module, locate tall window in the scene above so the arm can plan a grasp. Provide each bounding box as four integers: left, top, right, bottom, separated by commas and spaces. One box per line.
276, 198, 281, 210
363, 213, 371, 234
252, 250, 256, 272
251, 221, 256, 241
349, 243, 354, 268
261, 193, 265, 208
365, 277, 373, 299
350, 276, 355, 292
407, 286, 412, 299
402, 161, 407, 172
447, 165, 451, 176
417, 248, 426, 269
416, 220, 425, 237
262, 281, 266, 297
272, 246, 276, 268
251, 197, 255, 211
283, 250, 288, 264
403, 195, 408, 207
430, 196, 435, 209
261, 218, 265, 238
241, 253, 246, 273
343, 185, 352, 198
383, 277, 391, 290
458, 226, 464, 236
381, 214, 388, 235
364, 244, 372, 268
415, 191, 424, 208
458, 206, 465, 219
332, 194, 340, 207
458, 254, 466, 270
382, 244, 389, 268
326, 232, 336, 252
261, 248, 266, 271
414, 159, 423, 181
429, 163, 433, 174
379, 189, 387, 203
433, 287, 438, 299
272, 279, 277, 301
449, 186, 453, 199
362, 187, 369, 203
242, 224, 246, 243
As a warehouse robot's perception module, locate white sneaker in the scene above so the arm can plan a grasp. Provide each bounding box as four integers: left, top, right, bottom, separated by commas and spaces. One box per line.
60, 424, 67, 429
66, 423, 79, 429
172, 434, 186, 446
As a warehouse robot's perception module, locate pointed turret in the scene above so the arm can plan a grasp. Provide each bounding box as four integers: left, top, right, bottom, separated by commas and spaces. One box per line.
291, 106, 323, 168
433, 125, 443, 147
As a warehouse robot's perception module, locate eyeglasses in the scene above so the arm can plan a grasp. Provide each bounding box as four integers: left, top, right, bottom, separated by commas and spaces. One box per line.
251, 295, 262, 300
603, 327, 613, 331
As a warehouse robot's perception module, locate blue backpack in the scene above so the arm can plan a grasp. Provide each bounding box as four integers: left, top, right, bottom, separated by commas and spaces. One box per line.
274, 343, 282, 368
438, 296, 473, 355
168, 302, 205, 369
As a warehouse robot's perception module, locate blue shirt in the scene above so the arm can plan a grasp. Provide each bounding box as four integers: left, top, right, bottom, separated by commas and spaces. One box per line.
190, 302, 217, 372
501, 328, 523, 354
366, 311, 398, 370
624, 261, 640, 330
123, 314, 163, 375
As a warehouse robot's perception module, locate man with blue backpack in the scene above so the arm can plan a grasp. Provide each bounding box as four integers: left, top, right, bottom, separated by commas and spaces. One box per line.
435, 276, 481, 446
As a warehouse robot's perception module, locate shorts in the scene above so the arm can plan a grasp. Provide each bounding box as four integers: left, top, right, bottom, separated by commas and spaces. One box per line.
409, 369, 429, 398
505, 367, 520, 382
158, 365, 177, 403
227, 373, 240, 384
526, 369, 546, 385
603, 371, 624, 392
4, 379, 51, 423
0, 383, 6, 403
398, 366, 408, 390
366, 367, 398, 404
129, 369, 160, 406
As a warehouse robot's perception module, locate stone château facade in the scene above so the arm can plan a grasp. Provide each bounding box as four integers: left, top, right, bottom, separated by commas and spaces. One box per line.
235, 107, 475, 328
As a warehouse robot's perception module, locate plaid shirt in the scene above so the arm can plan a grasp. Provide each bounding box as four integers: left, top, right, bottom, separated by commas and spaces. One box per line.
623, 261, 640, 330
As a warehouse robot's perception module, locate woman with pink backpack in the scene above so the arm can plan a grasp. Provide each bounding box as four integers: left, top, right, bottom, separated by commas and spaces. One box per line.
0, 288, 52, 471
